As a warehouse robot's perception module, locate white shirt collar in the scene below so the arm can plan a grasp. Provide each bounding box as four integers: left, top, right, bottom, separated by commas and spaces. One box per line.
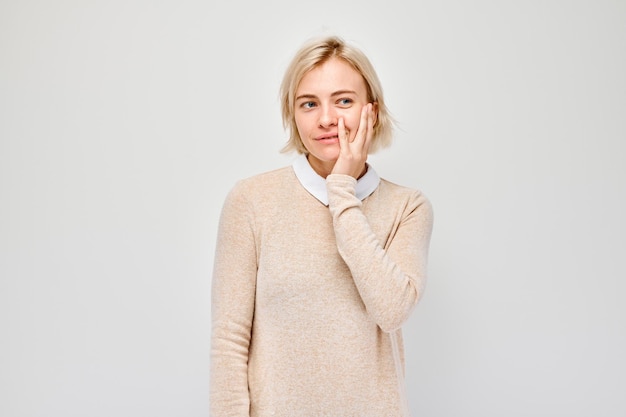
292, 154, 380, 206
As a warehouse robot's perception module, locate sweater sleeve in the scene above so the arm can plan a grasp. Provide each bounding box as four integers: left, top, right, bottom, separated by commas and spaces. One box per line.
210, 183, 257, 416
326, 174, 434, 333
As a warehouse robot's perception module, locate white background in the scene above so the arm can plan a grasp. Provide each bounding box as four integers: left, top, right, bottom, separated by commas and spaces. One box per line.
1, 1, 625, 416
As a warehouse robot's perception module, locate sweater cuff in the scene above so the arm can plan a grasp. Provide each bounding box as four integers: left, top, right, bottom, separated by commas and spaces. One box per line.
326, 173, 357, 187
326, 174, 360, 210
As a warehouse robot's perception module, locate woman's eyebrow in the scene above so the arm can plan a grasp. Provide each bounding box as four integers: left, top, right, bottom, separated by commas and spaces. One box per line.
296, 90, 357, 101
295, 93, 317, 101
331, 90, 357, 97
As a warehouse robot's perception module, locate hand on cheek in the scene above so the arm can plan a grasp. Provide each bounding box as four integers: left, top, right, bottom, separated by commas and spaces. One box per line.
331, 103, 375, 179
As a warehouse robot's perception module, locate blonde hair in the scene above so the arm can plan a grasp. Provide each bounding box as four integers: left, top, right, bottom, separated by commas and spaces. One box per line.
279, 36, 395, 154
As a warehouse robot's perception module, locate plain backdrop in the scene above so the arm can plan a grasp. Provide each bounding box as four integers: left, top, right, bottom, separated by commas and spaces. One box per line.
1, 1, 625, 416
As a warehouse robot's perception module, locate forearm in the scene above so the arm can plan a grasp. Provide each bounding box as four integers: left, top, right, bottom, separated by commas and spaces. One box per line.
210, 273, 254, 415
210, 324, 252, 416
327, 174, 433, 332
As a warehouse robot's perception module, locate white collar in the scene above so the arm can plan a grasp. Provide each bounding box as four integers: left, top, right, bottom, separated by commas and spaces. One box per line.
292, 154, 380, 206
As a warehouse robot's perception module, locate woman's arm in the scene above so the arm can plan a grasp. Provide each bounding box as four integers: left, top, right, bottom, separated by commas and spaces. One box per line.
210, 183, 257, 416
327, 174, 434, 332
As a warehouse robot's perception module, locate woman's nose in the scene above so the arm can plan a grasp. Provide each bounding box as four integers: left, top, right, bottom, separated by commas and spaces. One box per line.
318, 105, 337, 128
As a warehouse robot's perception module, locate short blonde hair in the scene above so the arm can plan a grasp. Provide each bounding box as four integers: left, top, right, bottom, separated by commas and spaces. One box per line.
280, 36, 395, 154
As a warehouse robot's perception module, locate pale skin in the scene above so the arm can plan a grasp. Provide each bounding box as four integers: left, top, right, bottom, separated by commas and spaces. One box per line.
294, 57, 378, 179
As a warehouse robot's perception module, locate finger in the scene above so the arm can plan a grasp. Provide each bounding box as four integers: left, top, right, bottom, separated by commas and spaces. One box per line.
363, 103, 374, 153
353, 104, 369, 145
338, 117, 349, 150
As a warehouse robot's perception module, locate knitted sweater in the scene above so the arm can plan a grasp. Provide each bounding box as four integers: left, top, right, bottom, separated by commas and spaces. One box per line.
210, 165, 433, 417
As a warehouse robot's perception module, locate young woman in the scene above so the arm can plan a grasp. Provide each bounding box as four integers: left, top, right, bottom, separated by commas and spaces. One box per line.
210, 35, 433, 416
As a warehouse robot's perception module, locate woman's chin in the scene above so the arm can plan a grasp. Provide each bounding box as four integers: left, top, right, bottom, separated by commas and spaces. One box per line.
310, 154, 338, 165
305, 152, 339, 175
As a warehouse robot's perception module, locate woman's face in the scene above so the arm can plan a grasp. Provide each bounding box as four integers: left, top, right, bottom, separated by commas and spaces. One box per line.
294, 58, 373, 176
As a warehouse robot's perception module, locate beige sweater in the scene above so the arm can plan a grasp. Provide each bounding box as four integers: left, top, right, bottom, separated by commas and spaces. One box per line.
210, 166, 433, 416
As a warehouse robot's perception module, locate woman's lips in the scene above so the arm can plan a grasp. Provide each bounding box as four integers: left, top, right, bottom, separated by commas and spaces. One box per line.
315, 133, 339, 142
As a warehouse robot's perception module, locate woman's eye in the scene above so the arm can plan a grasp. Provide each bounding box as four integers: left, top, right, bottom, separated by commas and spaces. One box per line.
338, 98, 353, 106
301, 101, 316, 109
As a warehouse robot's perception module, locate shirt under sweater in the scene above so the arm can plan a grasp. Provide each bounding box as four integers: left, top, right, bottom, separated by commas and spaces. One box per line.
210, 161, 433, 417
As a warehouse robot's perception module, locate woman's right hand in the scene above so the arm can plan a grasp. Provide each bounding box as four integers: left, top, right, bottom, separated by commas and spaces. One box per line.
331, 102, 376, 179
